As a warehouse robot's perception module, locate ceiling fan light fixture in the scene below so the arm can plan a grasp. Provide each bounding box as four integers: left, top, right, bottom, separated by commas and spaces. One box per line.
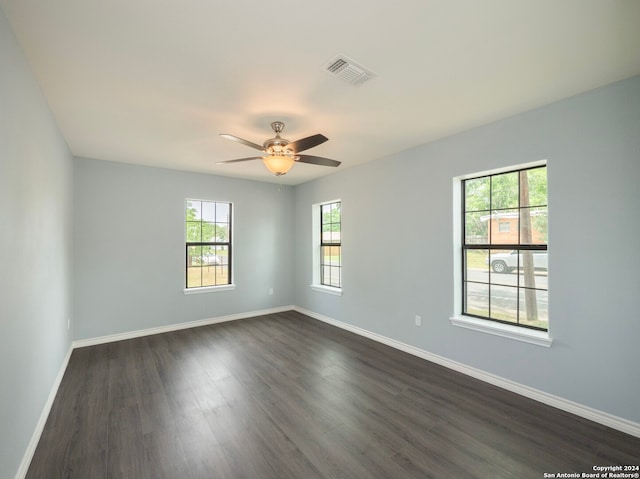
263, 154, 295, 176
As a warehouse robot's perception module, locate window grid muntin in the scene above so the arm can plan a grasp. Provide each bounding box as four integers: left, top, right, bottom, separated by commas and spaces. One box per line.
462, 166, 547, 331
320, 201, 341, 288
185, 200, 232, 289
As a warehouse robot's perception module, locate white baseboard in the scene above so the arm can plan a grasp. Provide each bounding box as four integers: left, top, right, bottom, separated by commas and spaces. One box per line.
15, 345, 73, 479
293, 306, 640, 439
73, 305, 295, 348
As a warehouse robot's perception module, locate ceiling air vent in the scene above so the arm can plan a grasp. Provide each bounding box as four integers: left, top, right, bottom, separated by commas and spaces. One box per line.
324, 55, 376, 86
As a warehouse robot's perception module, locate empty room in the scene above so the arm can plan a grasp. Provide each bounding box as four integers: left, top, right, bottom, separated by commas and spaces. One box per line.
1, 1, 639, 478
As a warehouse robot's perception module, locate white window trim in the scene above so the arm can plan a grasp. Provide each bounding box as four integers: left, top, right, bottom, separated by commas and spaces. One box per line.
184, 284, 236, 295
452, 160, 552, 347
311, 199, 343, 295
310, 284, 343, 296
449, 314, 552, 347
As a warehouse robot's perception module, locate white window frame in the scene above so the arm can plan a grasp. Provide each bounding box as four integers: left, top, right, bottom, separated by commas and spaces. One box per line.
450, 161, 552, 347
310, 199, 343, 296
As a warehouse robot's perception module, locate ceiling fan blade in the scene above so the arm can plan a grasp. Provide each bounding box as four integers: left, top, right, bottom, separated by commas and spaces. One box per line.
296, 155, 341, 167
217, 157, 263, 164
287, 134, 328, 153
219, 134, 265, 151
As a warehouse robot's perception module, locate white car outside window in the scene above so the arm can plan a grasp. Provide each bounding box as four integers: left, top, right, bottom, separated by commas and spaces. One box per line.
489, 251, 547, 273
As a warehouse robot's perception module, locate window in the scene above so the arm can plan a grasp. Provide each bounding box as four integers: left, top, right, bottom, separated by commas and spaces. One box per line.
320, 201, 341, 288
185, 200, 232, 289
462, 165, 548, 331
498, 222, 511, 232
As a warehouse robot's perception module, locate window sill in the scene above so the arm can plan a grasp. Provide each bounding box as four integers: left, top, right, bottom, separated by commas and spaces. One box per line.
310, 284, 343, 296
449, 315, 552, 347
184, 284, 236, 295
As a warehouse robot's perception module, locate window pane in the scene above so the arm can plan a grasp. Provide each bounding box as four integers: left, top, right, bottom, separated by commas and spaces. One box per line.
321, 265, 330, 285
216, 203, 230, 222
332, 246, 341, 266
202, 201, 215, 222
200, 264, 229, 286
465, 212, 488, 244
216, 265, 230, 285
201, 222, 216, 242
187, 200, 202, 221
489, 249, 516, 275
322, 266, 340, 288
464, 249, 488, 282
464, 176, 490, 212
491, 172, 519, 209
322, 224, 331, 241
199, 260, 230, 286
487, 249, 515, 286
187, 267, 202, 288
490, 210, 518, 244
201, 265, 216, 287
516, 251, 548, 290
522, 167, 547, 208
323, 246, 341, 267
465, 282, 489, 317
490, 285, 518, 324
202, 247, 217, 265
322, 224, 340, 244
216, 223, 230, 242
186, 221, 201, 242
187, 246, 202, 266
520, 207, 547, 244
519, 289, 548, 329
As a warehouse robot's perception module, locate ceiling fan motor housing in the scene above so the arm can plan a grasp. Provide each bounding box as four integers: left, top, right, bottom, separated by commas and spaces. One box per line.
264, 121, 292, 154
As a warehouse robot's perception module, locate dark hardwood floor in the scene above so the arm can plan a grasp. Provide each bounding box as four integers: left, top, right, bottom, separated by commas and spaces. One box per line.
27, 310, 639, 478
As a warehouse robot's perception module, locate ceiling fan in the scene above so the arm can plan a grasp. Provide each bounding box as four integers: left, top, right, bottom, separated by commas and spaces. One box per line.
217, 121, 341, 176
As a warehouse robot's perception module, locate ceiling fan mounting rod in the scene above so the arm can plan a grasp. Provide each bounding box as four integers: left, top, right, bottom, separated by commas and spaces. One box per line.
265, 121, 290, 149
271, 121, 285, 134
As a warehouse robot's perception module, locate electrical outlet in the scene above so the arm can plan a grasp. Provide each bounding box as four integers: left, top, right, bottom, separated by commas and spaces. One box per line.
415, 315, 421, 326
269, 288, 274, 296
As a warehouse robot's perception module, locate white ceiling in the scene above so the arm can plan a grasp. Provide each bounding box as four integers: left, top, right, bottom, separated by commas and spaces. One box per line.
2, 0, 639, 185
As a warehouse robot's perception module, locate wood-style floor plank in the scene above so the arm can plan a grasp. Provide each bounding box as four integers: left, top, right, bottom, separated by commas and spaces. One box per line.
26, 311, 640, 478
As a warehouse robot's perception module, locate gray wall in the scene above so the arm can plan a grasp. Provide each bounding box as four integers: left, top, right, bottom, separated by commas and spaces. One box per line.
73, 159, 295, 339
294, 76, 640, 423
0, 9, 74, 479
